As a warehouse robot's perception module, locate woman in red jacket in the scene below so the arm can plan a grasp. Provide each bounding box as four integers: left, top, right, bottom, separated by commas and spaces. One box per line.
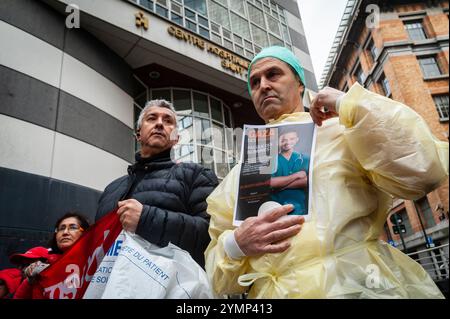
13, 212, 90, 299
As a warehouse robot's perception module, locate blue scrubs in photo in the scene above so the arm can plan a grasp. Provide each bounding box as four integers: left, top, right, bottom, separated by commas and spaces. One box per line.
271, 152, 310, 215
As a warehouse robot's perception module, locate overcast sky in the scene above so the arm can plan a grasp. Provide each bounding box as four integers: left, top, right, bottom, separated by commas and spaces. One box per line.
296, 0, 349, 84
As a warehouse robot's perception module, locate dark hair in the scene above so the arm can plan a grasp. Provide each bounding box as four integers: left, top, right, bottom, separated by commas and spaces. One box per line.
278, 127, 299, 138
49, 211, 90, 254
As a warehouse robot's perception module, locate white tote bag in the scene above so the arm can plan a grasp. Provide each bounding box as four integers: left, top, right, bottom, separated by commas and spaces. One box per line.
83, 231, 213, 299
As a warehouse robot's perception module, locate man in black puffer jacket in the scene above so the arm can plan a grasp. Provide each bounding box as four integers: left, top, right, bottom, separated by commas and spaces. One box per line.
96, 99, 218, 268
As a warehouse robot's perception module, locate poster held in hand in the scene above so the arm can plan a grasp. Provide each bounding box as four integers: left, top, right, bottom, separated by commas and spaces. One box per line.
233, 120, 316, 226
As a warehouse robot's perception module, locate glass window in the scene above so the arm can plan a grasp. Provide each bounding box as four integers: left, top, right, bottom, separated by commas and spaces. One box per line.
207, 0, 230, 30
281, 25, 291, 43
195, 118, 212, 145
244, 39, 253, 50
266, 14, 280, 36
211, 32, 222, 44
178, 115, 193, 130
185, 8, 196, 19
173, 89, 191, 112
171, 1, 182, 14
199, 26, 209, 38
171, 12, 183, 25
248, 3, 265, 27
245, 49, 254, 59
193, 92, 209, 117
433, 95, 449, 121
214, 149, 229, 178
198, 146, 214, 170
368, 39, 378, 62
173, 144, 195, 162
251, 24, 268, 47
235, 44, 244, 56
223, 38, 233, 50
139, 0, 154, 11
184, 0, 207, 15
222, 28, 231, 39
152, 89, 171, 101
210, 21, 220, 33
233, 34, 242, 45
379, 73, 391, 97
231, 12, 251, 38
198, 15, 209, 27
212, 123, 225, 149
223, 105, 231, 127
230, 0, 246, 16
186, 19, 197, 32
156, 4, 168, 18
225, 127, 233, 152
210, 97, 223, 122
355, 65, 365, 84
269, 34, 283, 46
405, 20, 427, 41
177, 116, 194, 144
418, 56, 442, 78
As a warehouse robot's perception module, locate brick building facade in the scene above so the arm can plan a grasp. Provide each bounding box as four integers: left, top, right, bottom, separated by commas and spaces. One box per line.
321, 0, 449, 252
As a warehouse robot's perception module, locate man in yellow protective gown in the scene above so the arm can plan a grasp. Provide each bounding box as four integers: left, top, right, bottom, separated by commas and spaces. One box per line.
204, 46, 448, 299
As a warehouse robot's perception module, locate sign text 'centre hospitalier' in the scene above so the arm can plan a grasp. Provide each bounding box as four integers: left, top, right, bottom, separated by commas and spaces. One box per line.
168, 25, 249, 76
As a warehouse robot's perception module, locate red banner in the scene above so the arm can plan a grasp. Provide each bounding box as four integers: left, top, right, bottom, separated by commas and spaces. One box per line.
33, 210, 122, 299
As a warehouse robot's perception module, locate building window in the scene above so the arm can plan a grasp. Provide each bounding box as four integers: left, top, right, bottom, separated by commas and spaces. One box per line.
416, 197, 436, 228
184, 0, 207, 15
368, 39, 378, 62
138, 0, 154, 11
354, 64, 365, 84
379, 73, 391, 98
433, 95, 449, 121
207, 0, 292, 54
248, 3, 265, 28
404, 20, 428, 41
418, 56, 442, 78
155, 2, 169, 18
208, 0, 231, 30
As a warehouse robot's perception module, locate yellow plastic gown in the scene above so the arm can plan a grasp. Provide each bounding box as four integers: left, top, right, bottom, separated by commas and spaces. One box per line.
205, 83, 448, 299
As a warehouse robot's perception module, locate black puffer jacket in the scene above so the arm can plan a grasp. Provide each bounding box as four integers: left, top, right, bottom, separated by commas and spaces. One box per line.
95, 150, 218, 267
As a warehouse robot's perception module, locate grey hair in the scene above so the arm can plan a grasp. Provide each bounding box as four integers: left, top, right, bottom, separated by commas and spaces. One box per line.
136, 99, 177, 130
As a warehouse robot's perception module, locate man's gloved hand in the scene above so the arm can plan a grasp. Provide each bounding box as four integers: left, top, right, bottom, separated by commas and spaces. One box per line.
310, 86, 344, 126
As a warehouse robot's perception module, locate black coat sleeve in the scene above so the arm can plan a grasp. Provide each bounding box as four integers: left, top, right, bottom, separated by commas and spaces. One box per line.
135, 166, 218, 268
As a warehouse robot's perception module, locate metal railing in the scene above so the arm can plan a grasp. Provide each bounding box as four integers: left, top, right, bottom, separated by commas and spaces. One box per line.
407, 244, 449, 281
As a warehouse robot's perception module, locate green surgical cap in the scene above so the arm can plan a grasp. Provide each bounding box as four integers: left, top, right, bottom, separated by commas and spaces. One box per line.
247, 46, 306, 96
